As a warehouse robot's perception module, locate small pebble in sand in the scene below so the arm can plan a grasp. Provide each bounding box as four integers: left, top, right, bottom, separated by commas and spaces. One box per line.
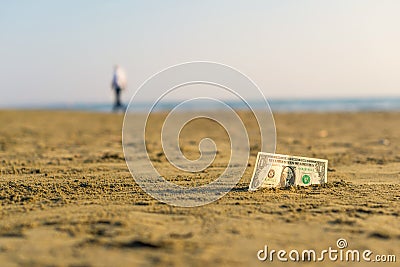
318, 130, 328, 138
379, 139, 390, 146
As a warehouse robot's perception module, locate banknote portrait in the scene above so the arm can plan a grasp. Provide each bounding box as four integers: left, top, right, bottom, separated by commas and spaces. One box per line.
280, 166, 296, 187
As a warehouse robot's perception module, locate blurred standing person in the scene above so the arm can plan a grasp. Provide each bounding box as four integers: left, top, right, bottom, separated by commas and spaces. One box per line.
111, 65, 127, 112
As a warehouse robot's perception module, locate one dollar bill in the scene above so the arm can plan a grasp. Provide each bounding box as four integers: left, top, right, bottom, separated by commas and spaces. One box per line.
249, 152, 328, 191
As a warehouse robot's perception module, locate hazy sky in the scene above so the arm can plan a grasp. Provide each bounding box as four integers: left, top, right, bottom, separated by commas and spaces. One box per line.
1, 0, 399, 106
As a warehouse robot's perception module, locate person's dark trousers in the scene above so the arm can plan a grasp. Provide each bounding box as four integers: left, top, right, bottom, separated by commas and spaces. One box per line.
113, 87, 122, 111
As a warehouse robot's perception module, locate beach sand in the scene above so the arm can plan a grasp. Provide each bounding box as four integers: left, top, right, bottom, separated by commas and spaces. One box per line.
0, 110, 399, 266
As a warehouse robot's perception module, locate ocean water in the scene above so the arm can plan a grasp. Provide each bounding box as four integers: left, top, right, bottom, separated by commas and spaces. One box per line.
7, 98, 400, 113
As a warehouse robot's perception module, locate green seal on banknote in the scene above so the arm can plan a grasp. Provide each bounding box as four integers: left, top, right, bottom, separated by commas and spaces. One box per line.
302, 174, 311, 184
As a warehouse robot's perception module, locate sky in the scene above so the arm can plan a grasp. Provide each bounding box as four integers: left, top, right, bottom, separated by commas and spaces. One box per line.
0, 0, 399, 106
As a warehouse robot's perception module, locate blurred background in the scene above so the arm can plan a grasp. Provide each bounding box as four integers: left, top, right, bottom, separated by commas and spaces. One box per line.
1, 0, 399, 111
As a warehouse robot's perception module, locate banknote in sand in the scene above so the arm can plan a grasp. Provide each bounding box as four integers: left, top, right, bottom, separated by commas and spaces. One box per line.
249, 152, 328, 191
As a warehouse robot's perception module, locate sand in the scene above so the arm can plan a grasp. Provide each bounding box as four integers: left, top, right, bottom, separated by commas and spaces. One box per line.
0, 110, 399, 266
